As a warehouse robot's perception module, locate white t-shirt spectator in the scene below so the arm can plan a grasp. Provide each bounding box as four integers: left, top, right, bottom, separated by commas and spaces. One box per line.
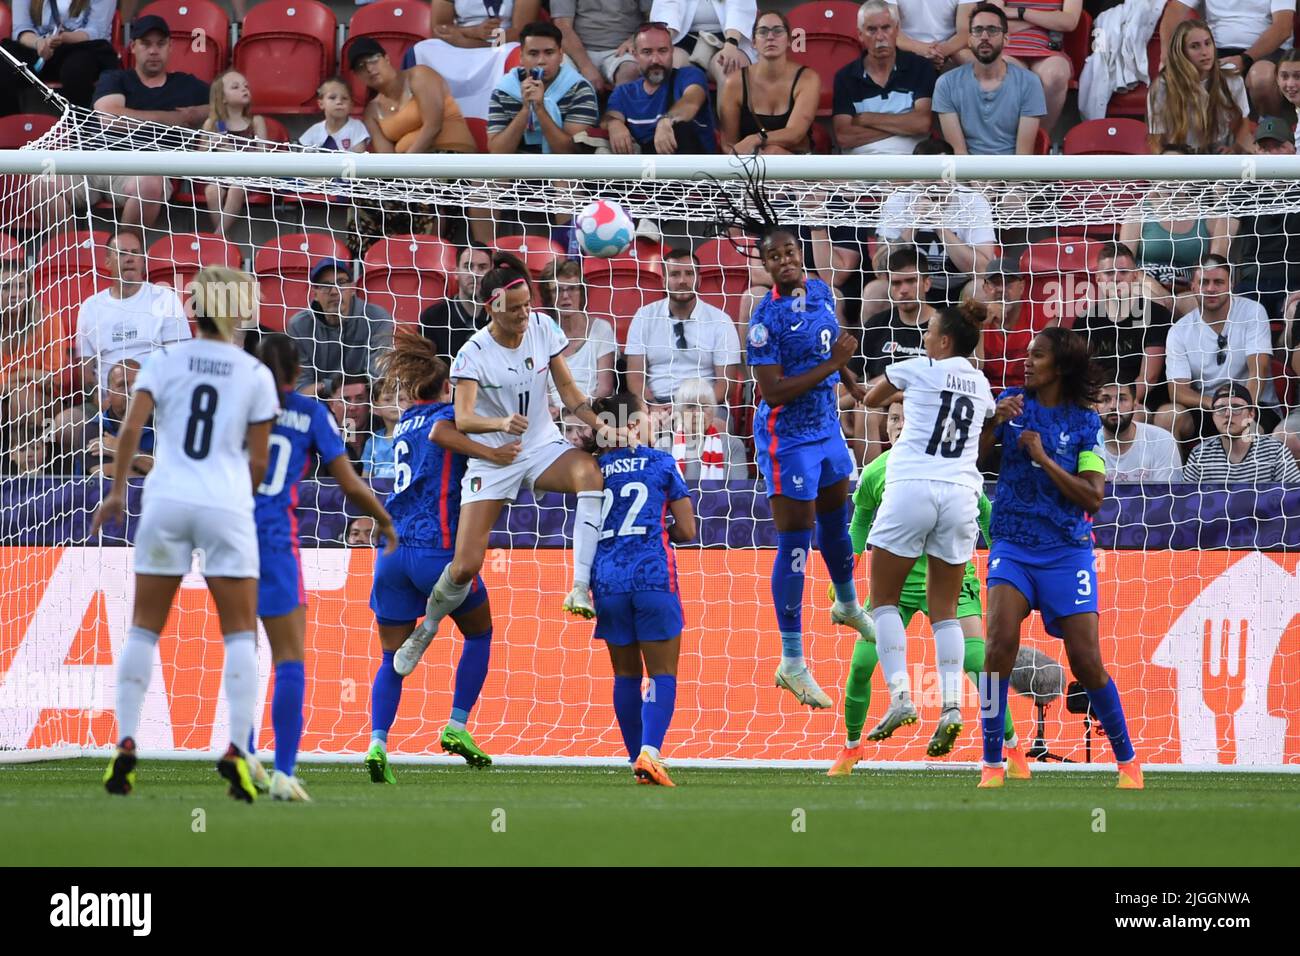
877, 186, 996, 292
890, 0, 964, 45
300, 117, 370, 151
1098, 423, 1185, 482
1174, 0, 1293, 52
75, 283, 191, 385
548, 317, 618, 407
625, 297, 742, 403
1165, 297, 1278, 406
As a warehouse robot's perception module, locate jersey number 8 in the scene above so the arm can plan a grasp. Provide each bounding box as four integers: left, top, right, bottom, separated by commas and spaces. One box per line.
183, 384, 219, 460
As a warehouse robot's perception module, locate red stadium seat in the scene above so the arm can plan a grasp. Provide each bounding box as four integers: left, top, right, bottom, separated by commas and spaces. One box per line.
494, 234, 565, 278
1063, 118, 1150, 155
360, 235, 457, 328
127, 1, 230, 83
582, 253, 664, 345
233, 0, 336, 115
695, 236, 756, 323
1063, 9, 1091, 91
0, 113, 58, 149
0, 5, 9, 45
34, 230, 111, 339
146, 232, 242, 290
1019, 238, 1104, 331
787, 1, 863, 115
1107, 1, 1189, 119
341, 0, 432, 105
1033, 126, 1051, 155
254, 232, 350, 331
466, 116, 489, 152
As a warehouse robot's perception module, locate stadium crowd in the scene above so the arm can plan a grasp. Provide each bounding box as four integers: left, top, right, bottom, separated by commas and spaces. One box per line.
2, 0, 1300, 528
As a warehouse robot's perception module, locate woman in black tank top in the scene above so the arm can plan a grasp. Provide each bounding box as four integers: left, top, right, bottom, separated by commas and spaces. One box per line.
719, 10, 821, 155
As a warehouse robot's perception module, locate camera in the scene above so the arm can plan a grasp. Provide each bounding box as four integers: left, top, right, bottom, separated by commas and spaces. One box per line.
517, 66, 545, 81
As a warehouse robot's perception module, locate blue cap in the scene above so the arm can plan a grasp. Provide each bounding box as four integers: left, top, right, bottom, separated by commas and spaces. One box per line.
310, 258, 354, 283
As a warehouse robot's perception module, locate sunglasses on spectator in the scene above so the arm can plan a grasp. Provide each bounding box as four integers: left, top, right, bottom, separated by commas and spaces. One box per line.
1215, 332, 1228, 365
1212, 402, 1250, 414
971, 26, 1006, 37
674, 321, 688, 350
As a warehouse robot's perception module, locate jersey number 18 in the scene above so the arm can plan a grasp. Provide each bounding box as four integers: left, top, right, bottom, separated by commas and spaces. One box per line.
925, 390, 975, 458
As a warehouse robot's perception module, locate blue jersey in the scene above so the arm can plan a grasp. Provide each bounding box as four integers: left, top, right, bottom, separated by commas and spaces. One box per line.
592, 447, 690, 596
385, 402, 465, 551
254, 390, 347, 542
991, 388, 1103, 550
747, 277, 841, 445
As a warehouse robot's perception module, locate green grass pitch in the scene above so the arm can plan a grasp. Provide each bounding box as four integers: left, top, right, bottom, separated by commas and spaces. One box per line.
2, 759, 1297, 866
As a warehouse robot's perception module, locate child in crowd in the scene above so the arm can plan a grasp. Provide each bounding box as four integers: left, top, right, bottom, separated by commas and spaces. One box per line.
301, 77, 371, 153
361, 378, 401, 480
202, 70, 269, 236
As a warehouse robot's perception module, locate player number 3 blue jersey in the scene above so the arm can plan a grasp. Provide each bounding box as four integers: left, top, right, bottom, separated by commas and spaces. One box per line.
592, 447, 690, 595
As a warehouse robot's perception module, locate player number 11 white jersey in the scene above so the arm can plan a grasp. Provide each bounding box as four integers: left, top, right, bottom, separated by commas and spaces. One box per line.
883, 355, 995, 492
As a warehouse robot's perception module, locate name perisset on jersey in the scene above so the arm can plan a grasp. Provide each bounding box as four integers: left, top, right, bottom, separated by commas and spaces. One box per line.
602, 456, 649, 477
188, 356, 233, 377
945, 373, 981, 396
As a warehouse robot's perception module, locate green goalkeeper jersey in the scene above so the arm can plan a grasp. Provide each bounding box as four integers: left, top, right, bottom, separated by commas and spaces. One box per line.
848, 450, 992, 596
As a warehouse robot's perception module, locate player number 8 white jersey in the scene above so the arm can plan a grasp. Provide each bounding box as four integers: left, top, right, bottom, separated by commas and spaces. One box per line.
882, 355, 995, 492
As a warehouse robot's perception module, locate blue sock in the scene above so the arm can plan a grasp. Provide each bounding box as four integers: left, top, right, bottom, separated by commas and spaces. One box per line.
370, 650, 404, 744
271, 660, 305, 777
641, 674, 677, 752
613, 676, 643, 761
451, 629, 492, 726
980, 671, 1010, 766
1086, 678, 1136, 763
816, 502, 857, 605
773, 528, 812, 658
247, 728, 256, 756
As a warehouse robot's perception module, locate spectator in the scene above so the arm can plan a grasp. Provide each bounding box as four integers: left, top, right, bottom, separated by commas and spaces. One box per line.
346, 515, 377, 547
488, 21, 600, 155
1120, 144, 1233, 318
1160, 0, 1294, 119
626, 248, 743, 416
1098, 382, 1184, 482
540, 259, 617, 411
74, 230, 190, 390
975, 256, 1032, 393
561, 408, 594, 448
301, 77, 370, 152
552, 0, 647, 94
361, 378, 400, 480
650, 0, 757, 90
85, 358, 154, 477
46, 401, 92, 475
889, 0, 976, 71
933, 3, 1046, 155
431, 0, 541, 48
1073, 241, 1174, 408
604, 22, 715, 154
286, 258, 395, 396
0, 0, 119, 115
1184, 383, 1300, 482
0, 258, 64, 409
200, 70, 268, 237
831, 1, 934, 156
419, 245, 492, 363
90, 15, 209, 226
658, 377, 749, 479
6, 425, 48, 477
1147, 19, 1251, 155
1277, 48, 1300, 148
871, 138, 997, 307
999, 1, 1083, 133
1157, 255, 1279, 441
719, 10, 819, 155
1232, 117, 1300, 319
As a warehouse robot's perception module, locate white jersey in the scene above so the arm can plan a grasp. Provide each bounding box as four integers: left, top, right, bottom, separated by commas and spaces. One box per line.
133, 339, 280, 515
450, 313, 568, 455
883, 355, 994, 492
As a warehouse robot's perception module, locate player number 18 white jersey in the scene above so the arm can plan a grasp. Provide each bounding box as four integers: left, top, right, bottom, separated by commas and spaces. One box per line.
882, 355, 995, 492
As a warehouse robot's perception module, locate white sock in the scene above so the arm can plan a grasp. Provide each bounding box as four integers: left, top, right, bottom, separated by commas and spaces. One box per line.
426, 566, 471, 623
223, 631, 258, 756
572, 490, 603, 589
115, 626, 159, 743
780, 653, 806, 674
933, 619, 965, 710
845, 737, 861, 749
872, 605, 910, 702
640, 744, 660, 760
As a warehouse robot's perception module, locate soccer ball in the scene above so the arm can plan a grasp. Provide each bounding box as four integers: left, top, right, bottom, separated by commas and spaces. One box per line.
576, 199, 635, 258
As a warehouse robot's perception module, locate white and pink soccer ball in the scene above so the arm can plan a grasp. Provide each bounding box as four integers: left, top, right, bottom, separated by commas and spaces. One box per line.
576, 199, 634, 258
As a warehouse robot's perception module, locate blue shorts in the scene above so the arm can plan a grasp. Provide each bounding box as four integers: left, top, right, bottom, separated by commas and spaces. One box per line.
370, 546, 487, 627
593, 589, 683, 646
987, 540, 1097, 638
257, 536, 304, 618
755, 430, 854, 501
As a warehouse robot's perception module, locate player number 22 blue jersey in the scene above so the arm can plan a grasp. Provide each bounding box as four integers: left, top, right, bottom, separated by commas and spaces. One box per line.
592, 447, 690, 595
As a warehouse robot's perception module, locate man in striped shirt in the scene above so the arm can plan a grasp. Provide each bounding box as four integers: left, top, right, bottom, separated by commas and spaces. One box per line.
487, 21, 600, 154
1184, 383, 1300, 483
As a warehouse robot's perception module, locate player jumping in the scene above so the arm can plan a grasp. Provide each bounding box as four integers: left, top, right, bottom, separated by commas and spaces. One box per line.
977, 328, 1142, 790
587, 392, 696, 786
827, 399, 1029, 778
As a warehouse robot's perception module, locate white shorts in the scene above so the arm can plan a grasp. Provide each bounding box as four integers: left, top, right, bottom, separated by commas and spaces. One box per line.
133, 497, 259, 578
867, 479, 980, 567
461, 439, 572, 505
587, 48, 638, 82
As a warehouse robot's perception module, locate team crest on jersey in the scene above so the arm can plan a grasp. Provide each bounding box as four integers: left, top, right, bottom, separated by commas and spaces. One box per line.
470, 476, 482, 493
748, 323, 769, 349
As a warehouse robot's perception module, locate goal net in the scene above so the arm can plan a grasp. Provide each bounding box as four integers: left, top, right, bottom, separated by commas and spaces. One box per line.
1, 96, 1298, 768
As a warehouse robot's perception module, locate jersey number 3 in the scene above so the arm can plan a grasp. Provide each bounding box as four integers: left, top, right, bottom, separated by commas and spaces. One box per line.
183, 384, 219, 460
925, 391, 975, 458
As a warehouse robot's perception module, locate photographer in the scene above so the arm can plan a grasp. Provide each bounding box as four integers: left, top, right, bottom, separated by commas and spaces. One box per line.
487, 21, 599, 154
